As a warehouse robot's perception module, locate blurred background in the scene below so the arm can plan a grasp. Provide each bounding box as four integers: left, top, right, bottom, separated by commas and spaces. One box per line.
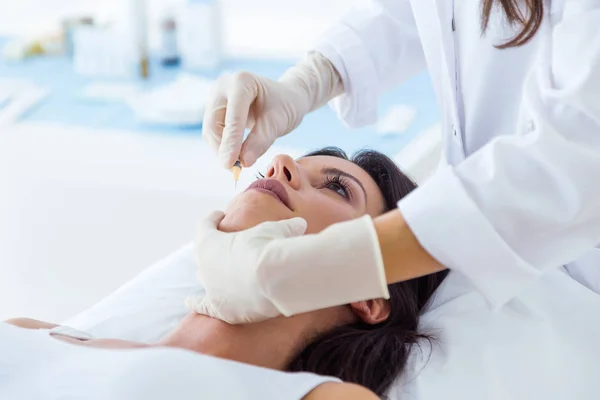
0, 0, 441, 321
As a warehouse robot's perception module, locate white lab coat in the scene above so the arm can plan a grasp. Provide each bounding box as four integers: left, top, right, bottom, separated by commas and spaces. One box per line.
314, 0, 600, 308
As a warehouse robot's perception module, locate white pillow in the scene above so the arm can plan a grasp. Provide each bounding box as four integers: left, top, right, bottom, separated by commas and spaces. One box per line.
62, 243, 203, 343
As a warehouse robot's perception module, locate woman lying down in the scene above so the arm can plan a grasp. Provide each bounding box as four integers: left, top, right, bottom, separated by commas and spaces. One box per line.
3, 147, 448, 399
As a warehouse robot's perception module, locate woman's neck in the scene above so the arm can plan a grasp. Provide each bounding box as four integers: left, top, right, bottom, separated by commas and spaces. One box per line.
160, 309, 351, 370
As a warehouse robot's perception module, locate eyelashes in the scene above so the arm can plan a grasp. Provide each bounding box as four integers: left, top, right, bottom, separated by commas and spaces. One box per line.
322, 173, 353, 201
255, 171, 265, 180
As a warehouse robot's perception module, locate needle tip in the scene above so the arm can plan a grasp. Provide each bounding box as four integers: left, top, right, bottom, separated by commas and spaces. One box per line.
231, 160, 242, 186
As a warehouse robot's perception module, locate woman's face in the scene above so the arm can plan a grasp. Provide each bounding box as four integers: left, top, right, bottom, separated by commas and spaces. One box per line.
213, 154, 392, 353
219, 155, 385, 233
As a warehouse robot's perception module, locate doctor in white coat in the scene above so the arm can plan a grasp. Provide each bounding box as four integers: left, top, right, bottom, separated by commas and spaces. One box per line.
191, 0, 600, 324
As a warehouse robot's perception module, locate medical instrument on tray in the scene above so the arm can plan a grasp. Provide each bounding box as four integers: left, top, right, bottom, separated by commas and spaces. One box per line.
2, 34, 65, 61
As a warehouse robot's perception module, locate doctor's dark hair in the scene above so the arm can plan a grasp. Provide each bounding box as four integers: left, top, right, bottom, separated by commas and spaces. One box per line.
482, 0, 544, 48
287, 147, 448, 397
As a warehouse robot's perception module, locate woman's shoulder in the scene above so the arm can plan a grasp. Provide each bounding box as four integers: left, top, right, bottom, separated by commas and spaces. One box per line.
303, 382, 379, 400
4, 318, 59, 330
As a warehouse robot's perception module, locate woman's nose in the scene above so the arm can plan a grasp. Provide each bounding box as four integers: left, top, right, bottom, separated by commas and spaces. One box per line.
266, 155, 301, 190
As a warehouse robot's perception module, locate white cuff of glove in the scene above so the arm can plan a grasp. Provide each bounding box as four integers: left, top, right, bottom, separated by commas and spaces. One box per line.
279, 51, 344, 113
257, 215, 389, 317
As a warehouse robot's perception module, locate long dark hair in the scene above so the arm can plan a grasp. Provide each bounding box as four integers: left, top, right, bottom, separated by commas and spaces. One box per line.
482, 0, 544, 48
287, 147, 449, 397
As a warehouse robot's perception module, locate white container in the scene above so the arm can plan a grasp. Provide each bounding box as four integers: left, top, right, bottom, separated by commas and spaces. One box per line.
72, 26, 137, 78
127, 0, 148, 58
176, 0, 222, 72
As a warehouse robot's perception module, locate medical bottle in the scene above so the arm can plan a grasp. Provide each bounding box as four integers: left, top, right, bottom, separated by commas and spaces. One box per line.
176, 0, 222, 72
158, 5, 180, 66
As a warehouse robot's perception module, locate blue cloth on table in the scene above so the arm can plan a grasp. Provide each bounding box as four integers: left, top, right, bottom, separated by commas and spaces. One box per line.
0, 37, 439, 156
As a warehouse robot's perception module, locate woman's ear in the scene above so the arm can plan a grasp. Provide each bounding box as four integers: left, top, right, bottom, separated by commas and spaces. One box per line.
349, 299, 391, 325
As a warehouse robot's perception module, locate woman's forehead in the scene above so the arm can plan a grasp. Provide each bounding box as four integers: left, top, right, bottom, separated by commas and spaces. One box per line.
297, 155, 364, 176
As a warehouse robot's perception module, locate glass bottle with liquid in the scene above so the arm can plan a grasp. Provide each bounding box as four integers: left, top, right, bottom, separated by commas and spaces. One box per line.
159, 4, 180, 66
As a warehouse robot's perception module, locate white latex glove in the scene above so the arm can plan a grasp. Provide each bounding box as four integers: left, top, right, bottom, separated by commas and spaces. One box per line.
186, 211, 389, 324
202, 52, 343, 168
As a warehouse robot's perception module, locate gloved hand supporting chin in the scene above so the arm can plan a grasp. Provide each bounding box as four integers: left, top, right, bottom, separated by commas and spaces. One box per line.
188, 212, 388, 324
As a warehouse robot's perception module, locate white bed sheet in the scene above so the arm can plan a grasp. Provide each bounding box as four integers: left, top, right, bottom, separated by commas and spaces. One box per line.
63, 243, 200, 343
391, 268, 600, 400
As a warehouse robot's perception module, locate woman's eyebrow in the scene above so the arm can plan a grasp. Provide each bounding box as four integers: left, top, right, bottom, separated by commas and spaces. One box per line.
321, 167, 367, 203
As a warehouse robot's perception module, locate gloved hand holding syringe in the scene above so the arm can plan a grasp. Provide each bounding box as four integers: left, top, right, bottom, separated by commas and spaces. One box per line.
202, 52, 343, 170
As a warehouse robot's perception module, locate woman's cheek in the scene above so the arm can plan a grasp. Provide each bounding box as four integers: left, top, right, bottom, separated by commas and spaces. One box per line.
302, 203, 357, 234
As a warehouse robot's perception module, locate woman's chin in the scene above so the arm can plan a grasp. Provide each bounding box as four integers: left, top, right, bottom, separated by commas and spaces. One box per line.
217, 210, 281, 233
217, 217, 247, 233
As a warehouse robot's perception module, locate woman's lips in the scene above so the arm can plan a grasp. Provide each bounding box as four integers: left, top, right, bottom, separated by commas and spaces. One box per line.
246, 179, 293, 211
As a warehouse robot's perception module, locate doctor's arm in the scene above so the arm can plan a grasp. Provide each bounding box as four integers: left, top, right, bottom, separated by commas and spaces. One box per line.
387, 3, 600, 308
5, 318, 59, 330
252, 22, 600, 318
313, 0, 426, 127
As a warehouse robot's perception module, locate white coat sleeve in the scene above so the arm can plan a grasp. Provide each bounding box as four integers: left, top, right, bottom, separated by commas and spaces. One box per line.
312, 0, 426, 127
397, 3, 600, 309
